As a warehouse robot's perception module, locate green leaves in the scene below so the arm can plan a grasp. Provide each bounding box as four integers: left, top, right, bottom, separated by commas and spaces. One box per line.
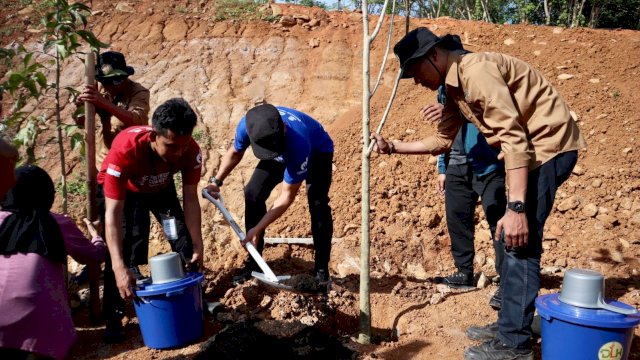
76, 30, 110, 51
3, 0, 107, 168
42, 0, 109, 60
13, 115, 47, 165
61, 123, 85, 155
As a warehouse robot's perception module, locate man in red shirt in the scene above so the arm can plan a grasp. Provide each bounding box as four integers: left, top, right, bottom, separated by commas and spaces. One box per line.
98, 98, 204, 343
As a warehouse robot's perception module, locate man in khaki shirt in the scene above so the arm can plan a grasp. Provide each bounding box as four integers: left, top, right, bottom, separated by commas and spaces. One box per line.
372, 28, 585, 360
76, 51, 150, 167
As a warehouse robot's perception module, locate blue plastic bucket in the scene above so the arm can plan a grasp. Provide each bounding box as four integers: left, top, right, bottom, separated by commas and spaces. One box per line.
134, 272, 205, 349
536, 294, 640, 360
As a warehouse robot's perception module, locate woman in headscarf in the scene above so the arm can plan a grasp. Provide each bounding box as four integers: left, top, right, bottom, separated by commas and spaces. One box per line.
0, 165, 106, 359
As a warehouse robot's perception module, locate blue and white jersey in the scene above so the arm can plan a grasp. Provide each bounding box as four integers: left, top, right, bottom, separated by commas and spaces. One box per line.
234, 106, 334, 184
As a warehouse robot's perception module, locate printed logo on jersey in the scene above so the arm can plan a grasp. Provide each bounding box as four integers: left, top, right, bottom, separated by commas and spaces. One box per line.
195, 151, 202, 169
296, 157, 308, 175
127, 126, 149, 133
106, 164, 122, 178
279, 110, 302, 123
135, 172, 171, 187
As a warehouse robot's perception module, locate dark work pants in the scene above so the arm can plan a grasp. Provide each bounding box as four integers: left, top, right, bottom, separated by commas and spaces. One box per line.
444, 164, 507, 276
102, 183, 194, 318
98, 182, 147, 266
497, 151, 577, 348
244, 152, 333, 273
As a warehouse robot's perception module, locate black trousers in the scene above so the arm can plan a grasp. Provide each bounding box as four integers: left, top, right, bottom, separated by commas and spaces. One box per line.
444, 164, 507, 276
97, 184, 149, 267
102, 183, 193, 318
244, 152, 333, 273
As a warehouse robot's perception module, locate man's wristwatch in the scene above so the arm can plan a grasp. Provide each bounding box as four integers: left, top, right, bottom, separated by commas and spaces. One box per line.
507, 201, 526, 213
387, 141, 395, 155
209, 176, 223, 187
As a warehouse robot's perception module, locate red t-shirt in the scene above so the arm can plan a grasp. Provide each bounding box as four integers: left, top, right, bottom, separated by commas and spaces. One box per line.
98, 126, 202, 200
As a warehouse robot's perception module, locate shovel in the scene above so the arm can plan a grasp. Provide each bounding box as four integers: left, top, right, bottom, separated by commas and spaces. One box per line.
201, 189, 296, 291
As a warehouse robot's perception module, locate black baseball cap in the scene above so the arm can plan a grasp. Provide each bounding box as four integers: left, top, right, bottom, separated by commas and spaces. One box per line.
394, 27, 462, 78
245, 104, 285, 160
96, 51, 134, 82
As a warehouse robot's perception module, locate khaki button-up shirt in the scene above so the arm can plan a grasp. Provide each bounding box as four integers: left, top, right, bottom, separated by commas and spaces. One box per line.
96, 80, 150, 167
421, 51, 586, 170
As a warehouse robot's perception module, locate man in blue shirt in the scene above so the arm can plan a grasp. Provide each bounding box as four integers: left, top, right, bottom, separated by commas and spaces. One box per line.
435, 114, 506, 311
205, 104, 334, 285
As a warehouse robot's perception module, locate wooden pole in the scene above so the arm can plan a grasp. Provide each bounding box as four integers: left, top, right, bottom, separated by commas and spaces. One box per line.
84, 51, 101, 324
85, 51, 97, 221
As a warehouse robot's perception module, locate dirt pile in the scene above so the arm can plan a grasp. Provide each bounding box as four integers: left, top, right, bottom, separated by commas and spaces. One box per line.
2, 1, 640, 359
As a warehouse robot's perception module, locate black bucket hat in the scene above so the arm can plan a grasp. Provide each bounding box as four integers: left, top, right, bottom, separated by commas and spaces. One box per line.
245, 104, 285, 160
394, 27, 462, 78
96, 51, 134, 82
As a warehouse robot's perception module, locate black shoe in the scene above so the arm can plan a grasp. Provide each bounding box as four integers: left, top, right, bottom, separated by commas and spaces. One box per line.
314, 269, 331, 293
434, 271, 474, 287
232, 265, 254, 285
464, 339, 533, 360
103, 316, 125, 344
489, 287, 502, 311
315, 269, 329, 283
129, 266, 144, 281
204, 301, 223, 317
72, 265, 90, 285
466, 322, 499, 342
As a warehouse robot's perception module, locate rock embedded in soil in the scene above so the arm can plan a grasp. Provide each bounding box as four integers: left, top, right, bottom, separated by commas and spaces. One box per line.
557, 195, 580, 212
572, 165, 585, 175
582, 203, 599, 217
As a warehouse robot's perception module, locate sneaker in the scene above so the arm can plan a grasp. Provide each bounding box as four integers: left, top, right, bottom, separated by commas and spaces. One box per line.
466, 322, 498, 342
103, 316, 125, 344
129, 266, 144, 281
315, 269, 329, 283
464, 338, 533, 360
314, 269, 331, 293
489, 287, 502, 311
434, 271, 474, 287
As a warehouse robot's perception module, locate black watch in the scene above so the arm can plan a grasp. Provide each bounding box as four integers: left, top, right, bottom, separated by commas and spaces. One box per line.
507, 201, 526, 213
209, 176, 223, 187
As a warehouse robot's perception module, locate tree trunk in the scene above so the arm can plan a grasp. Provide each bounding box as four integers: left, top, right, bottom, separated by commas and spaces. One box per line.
480, 0, 492, 22
55, 50, 68, 215
588, 3, 600, 28
543, 0, 551, 25
571, 0, 587, 27
464, 0, 473, 20
358, 0, 372, 346
404, 0, 410, 34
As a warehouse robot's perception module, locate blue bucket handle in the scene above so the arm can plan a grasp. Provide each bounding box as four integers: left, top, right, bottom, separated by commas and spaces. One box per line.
134, 294, 151, 305
538, 311, 552, 321
166, 288, 186, 297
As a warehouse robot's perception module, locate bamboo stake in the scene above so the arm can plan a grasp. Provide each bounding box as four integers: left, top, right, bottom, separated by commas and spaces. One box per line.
84, 51, 101, 324
85, 52, 97, 221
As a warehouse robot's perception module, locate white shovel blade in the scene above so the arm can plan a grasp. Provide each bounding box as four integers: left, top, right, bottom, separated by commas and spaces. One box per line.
252, 271, 293, 290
